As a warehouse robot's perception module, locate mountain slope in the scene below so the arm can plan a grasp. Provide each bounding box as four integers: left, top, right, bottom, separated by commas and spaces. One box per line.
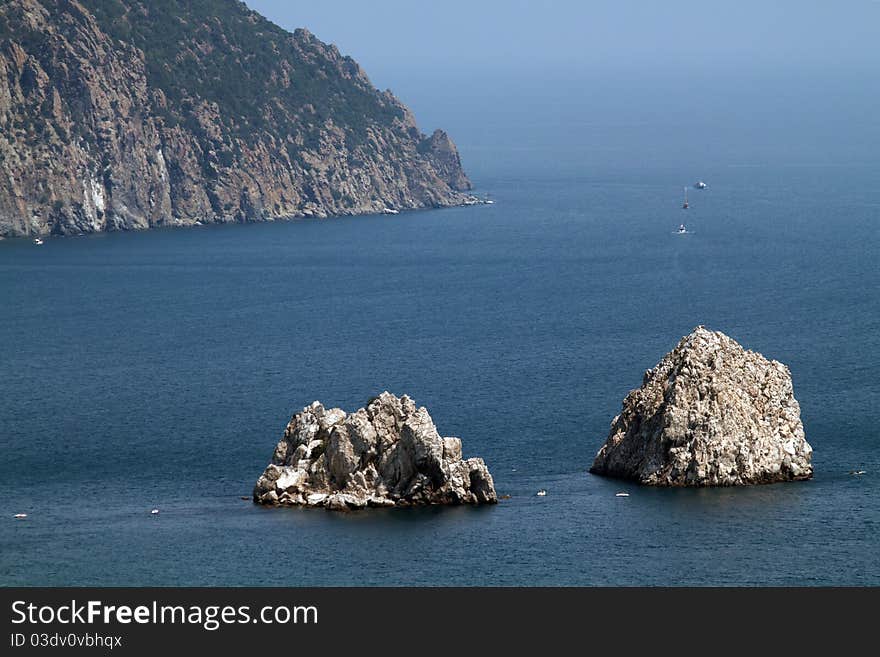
0, 0, 474, 237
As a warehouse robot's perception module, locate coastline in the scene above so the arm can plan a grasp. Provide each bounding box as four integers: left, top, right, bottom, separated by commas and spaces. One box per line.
0, 193, 492, 241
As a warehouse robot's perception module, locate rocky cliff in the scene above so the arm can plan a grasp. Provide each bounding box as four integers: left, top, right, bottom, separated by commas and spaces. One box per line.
590, 326, 813, 486
254, 392, 497, 510
0, 0, 475, 237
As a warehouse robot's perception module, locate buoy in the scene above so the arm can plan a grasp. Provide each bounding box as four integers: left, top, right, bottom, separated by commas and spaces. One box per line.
536, 489, 547, 497
14, 513, 27, 519
150, 508, 160, 515
615, 492, 630, 497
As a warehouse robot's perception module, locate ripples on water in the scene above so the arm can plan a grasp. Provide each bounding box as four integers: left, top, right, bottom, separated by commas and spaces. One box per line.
1, 158, 878, 585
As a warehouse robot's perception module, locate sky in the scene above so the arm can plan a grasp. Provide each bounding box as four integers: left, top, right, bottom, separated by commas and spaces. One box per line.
243, 1, 880, 173
246, 0, 880, 86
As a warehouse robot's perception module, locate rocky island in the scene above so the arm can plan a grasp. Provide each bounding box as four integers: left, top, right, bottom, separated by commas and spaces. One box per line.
0, 0, 476, 237
254, 392, 497, 510
590, 326, 813, 486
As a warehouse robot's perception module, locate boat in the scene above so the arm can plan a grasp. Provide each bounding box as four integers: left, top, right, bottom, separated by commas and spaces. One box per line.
678, 224, 687, 234
33, 237, 44, 245
382, 207, 399, 215
695, 181, 707, 189
536, 489, 547, 497
615, 492, 630, 497
682, 186, 689, 209
14, 513, 28, 519
150, 508, 160, 515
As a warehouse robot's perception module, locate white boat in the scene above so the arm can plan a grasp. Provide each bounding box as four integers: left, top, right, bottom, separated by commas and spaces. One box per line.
33, 237, 44, 245
615, 492, 630, 497
14, 513, 27, 519
150, 508, 160, 515
536, 489, 547, 497
678, 224, 687, 234
382, 207, 399, 215
694, 181, 707, 189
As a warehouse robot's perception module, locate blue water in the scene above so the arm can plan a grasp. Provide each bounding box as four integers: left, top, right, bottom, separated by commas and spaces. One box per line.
1, 73, 879, 586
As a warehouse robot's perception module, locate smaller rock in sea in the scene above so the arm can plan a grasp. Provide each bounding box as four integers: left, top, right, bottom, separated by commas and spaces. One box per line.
254, 392, 497, 510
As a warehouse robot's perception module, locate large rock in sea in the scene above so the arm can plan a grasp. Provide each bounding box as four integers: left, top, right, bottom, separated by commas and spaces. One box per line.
590, 327, 813, 486
254, 392, 497, 509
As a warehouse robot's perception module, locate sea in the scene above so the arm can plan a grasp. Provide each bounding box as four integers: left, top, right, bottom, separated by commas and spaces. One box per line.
1, 70, 878, 585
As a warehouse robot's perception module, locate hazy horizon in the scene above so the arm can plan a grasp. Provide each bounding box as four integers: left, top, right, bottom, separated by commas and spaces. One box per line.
245, 0, 880, 173
247, 0, 880, 83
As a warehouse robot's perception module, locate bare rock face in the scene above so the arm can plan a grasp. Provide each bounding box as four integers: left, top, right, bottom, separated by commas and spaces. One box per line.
0, 1, 476, 237
590, 326, 813, 486
254, 392, 497, 510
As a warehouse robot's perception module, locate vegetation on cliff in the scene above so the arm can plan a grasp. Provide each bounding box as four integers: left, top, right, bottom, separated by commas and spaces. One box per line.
0, 0, 473, 236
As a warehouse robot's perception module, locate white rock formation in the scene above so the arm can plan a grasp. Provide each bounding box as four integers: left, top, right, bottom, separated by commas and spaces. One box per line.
590, 326, 813, 486
254, 392, 497, 509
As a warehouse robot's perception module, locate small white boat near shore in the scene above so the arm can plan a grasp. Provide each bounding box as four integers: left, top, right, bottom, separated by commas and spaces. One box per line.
382, 207, 399, 215
33, 237, 44, 245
